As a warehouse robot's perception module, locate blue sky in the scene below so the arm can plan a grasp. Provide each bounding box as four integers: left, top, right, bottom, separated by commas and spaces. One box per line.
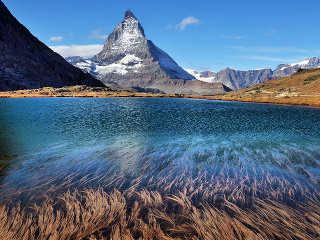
3, 0, 320, 72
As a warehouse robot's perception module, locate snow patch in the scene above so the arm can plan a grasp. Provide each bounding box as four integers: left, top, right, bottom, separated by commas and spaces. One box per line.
184, 69, 217, 83
94, 55, 144, 75
290, 59, 310, 67
95, 64, 128, 75
119, 54, 142, 65
75, 61, 93, 72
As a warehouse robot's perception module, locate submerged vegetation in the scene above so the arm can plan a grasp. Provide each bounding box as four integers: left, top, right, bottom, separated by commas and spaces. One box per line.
1, 87, 320, 239
1, 172, 320, 239
1, 146, 320, 239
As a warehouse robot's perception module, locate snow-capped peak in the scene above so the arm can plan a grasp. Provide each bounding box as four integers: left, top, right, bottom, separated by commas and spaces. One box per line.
77, 9, 196, 84
96, 10, 146, 58
290, 58, 310, 67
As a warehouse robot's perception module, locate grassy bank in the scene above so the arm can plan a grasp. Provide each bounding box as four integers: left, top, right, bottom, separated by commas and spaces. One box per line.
0, 85, 168, 98
1, 68, 320, 107
204, 68, 320, 107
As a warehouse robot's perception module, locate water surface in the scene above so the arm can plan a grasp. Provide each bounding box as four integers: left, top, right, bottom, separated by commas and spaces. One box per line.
0, 97, 320, 201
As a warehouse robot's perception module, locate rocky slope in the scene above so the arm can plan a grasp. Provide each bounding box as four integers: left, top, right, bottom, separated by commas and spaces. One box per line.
272, 57, 320, 79
0, 1, 104, 91
185, 57, 320, 90
68, 10, 230, 95
209, 67, 320, 106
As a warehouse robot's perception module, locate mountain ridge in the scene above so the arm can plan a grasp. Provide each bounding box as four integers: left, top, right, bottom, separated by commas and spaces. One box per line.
207, 67, 320, 106
0, 1, 105, 91
185, 57, 320, 90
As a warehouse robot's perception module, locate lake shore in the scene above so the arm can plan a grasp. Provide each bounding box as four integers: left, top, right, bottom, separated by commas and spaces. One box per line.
0, 85, 168, 98
197, 95, 320, 107
1, 84, 320, 107
1, 91, 320, 239
201, 68, 320, 107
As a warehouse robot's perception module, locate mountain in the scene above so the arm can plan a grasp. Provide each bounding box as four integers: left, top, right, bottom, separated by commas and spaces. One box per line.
185, 68, 273, 90
0, 1, 104, 91
209, 67, 320, 107
185, 57, 320, 90
69, 10, 230, 95
272, 57, 320, 79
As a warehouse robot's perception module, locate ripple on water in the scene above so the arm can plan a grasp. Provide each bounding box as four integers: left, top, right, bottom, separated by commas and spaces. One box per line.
0, 98, 320, 202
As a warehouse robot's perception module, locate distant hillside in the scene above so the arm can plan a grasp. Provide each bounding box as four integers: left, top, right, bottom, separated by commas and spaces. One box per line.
0, 1, 104, 91
209, 68, 320, 106
185, 57, 320, 91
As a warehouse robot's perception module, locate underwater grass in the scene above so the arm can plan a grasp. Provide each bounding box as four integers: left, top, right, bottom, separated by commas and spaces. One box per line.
1, 161, 320, 240
1, 131, 320, 239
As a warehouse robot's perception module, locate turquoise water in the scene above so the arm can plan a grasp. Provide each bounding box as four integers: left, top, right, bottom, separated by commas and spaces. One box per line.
1, 97, 320, 203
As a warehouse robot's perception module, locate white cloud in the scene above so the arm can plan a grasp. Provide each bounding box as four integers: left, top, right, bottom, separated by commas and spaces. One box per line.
175, 16, 201, 30
89, 29, 108, 39
221, 35, 247, 40
49, 44, 103, 58
49, 36, 63, 42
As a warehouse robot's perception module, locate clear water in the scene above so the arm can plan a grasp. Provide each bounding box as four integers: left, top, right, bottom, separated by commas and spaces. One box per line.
1, 97, 320, 203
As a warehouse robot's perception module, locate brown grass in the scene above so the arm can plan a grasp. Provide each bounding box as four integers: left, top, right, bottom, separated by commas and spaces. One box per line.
1, 69, 320, 239
2, 68, 320, 107
0, 86, 178, 99
1, 188, 320, 240
205, 68, 320, 107
1, 163, 320, 240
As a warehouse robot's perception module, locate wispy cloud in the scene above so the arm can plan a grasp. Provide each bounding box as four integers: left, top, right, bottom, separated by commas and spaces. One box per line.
175, 16, 201, 30
236, 55, 309, 63
242, 56, 293, 62
265, 29, 279, 37
49, 44, 103, 58
221, 35, 247, 40
49, 36, 63, 42
231, 46, 317, 54
89, 29, 108, 39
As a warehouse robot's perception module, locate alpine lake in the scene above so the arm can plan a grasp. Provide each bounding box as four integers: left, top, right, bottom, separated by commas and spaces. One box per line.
1, 97, 320, 239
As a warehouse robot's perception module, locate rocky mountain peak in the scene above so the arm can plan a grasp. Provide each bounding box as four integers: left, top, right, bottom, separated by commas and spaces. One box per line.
71, 10, 228, 95
93, 9, 146, 62
124, 9, 136, 20
120, 9, 145, 39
